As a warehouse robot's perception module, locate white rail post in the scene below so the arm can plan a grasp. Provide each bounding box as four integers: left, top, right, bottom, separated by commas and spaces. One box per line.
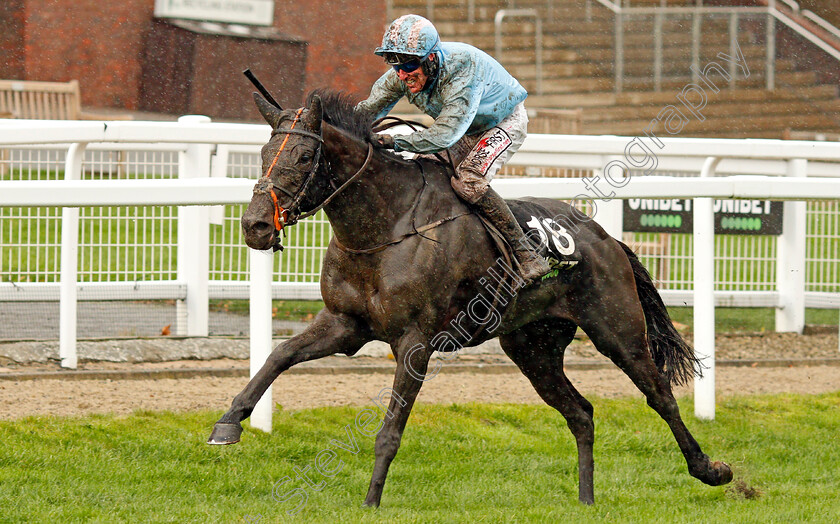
694, 157, 720, 420
176, 115, 212, 336
595, 199, 623, 240
591, 162, 623, 239
594, 194, 623, 241
249, 248, 274, 433
59, 142, 87, 369
775, 158, 807, 333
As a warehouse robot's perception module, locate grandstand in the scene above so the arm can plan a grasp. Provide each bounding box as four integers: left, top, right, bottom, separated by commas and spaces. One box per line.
388, 0, 840, 139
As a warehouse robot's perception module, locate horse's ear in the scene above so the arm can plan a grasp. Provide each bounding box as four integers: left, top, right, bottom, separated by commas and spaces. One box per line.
304, 95, 322, 133
253, 92, 283, 129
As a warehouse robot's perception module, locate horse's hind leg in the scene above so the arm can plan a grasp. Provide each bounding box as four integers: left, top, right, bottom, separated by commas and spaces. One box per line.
499, 319, 596, 505
207, 309, 369, 444
578, 295, 732, 487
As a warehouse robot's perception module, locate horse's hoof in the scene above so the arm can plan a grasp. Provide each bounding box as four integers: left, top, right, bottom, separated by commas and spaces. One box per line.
698, 460, 733, 486
207, 422, 243, 445
711, 461, 734, 485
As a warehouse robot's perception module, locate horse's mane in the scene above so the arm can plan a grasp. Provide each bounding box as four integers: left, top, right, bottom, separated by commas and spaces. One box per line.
305, 88, 374, 143
304, 88, 423, 167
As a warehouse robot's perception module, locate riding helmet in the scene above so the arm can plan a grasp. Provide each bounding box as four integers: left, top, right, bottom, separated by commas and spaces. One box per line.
375, 14, 440, 62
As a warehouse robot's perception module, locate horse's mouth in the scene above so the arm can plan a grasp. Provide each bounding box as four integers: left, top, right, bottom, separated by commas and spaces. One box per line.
271, 232, 284, 252
262, 230, 284, 252
243, 228, 283, 253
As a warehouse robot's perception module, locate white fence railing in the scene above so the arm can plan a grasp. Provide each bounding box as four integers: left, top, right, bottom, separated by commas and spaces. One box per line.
2, 118, 840, 422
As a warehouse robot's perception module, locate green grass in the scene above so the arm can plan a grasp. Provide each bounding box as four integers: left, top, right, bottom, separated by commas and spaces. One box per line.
212, 302, 837, 333
211, 299, 325, 322
1, 394, 838, 522
667, 307, 839, 333
1, 204, 330, 282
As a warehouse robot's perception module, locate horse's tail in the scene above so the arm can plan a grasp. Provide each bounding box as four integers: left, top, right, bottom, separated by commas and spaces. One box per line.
618, 241, 702, 386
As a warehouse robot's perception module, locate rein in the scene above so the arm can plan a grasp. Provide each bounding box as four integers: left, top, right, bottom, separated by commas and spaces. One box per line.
259, 112, 468, 256
260, 110, 373, 232
296, 143, 373, 221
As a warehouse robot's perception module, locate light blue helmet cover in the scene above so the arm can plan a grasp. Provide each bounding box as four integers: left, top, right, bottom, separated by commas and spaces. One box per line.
375, 14, 440, 58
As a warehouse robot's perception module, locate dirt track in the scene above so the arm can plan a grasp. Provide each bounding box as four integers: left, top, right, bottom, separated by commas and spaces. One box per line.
0, 331, 837, 420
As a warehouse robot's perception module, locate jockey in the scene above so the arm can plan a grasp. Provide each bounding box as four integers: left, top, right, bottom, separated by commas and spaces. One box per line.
356, 14, 550, 284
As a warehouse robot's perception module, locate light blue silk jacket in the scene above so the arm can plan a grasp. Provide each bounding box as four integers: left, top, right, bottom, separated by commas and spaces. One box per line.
356, 42, 528, 154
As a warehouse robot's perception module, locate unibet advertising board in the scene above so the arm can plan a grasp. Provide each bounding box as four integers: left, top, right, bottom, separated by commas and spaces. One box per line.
623, 199, 784, 235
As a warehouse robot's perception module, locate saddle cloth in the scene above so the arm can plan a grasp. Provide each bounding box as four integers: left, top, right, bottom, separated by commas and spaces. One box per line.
508, 199, 582, 271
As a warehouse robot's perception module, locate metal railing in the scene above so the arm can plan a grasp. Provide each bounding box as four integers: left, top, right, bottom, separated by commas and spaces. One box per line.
803, 10, 840, 41
495, 9, 543, 95
387, 1, 559, 25
386, 0, 838, 96
585, 0, 840, 92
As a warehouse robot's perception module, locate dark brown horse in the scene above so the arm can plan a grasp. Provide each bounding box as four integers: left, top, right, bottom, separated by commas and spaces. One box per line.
208, 89, 732, 506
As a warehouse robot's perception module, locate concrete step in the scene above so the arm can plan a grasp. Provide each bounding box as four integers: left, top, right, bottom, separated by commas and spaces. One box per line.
519, 75, 614, 94
582, 45, 768, 63
497, 45, 769, 71
598, 58, 795, 78
616, 71, 820, 91
504, 61, 600, 79
813, 98, 840, 113
578, 99, 836, 124
488, 48, 582, 64
585, 112, 839, 137
525, 85, 840, 109
516, 70, 815, 95
463, 31, 760, 53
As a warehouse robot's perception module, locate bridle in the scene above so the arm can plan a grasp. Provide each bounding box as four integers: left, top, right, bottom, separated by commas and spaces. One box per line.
254, 111, 469, 256
255, 108, 374, 251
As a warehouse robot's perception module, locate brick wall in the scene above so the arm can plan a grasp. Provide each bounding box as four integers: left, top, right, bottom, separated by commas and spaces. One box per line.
0, 0, 27, 80
0, 0, 387, 115
138, 19, 308, 120
272, 0, 387, 102
22, 0, 155, 109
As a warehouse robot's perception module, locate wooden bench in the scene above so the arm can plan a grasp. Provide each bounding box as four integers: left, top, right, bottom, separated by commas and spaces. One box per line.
0, 79, 131, 120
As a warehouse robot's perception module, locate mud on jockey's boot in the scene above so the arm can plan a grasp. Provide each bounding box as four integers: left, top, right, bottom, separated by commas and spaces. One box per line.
514, 245, 551, 284
472, 187, 551, 284
207, 422, 243, 445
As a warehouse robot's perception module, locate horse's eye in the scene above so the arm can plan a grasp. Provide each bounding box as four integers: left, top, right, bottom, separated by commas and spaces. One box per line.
300, 153, 312, 163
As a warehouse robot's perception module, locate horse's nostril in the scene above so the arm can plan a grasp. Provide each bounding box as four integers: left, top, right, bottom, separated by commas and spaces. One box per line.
246, 221, 272, 235
241, 214, 271, 234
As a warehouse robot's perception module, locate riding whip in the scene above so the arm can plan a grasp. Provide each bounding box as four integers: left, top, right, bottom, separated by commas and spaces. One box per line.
243, 68, 282, 110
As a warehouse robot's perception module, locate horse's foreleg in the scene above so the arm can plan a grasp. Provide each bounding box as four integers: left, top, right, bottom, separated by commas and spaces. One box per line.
362, 333, 431, 507
207, 310, 369, 445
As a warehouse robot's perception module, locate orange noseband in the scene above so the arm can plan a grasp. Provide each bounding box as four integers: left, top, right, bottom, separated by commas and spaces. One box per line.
263, 107, 304, 230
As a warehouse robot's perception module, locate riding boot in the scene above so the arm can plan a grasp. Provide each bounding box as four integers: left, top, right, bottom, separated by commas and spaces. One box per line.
473, 188, 551, 284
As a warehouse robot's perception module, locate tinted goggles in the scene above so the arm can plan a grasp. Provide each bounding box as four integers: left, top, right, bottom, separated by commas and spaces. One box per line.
391, 60, 421, 73
383, 52, 429, 73
392, 60, 423, 73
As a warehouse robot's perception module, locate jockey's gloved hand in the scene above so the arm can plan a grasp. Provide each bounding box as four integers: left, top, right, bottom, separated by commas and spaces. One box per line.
371, 134, 395, 149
